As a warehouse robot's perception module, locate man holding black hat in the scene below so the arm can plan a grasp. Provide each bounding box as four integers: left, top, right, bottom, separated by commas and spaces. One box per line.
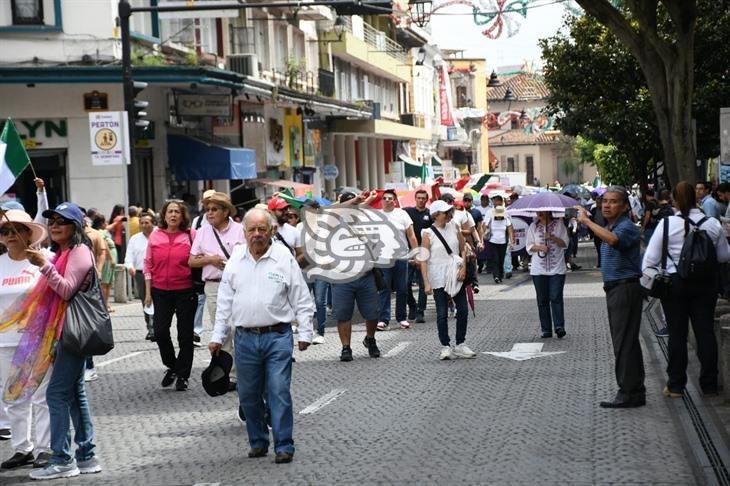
190, 192, 244, 389
209, 208, 314, 464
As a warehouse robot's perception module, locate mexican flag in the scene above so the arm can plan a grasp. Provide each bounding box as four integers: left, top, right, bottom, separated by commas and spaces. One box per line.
0, 119, 30, 195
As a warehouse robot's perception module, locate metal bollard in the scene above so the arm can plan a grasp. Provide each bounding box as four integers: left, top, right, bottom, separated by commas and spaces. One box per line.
113, 264, 128, 303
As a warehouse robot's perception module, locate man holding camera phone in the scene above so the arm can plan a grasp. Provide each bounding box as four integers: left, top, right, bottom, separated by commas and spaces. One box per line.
576, 187, 645, 409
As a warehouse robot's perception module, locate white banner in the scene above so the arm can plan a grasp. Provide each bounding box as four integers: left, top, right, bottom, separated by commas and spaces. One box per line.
89, 112, 125, 166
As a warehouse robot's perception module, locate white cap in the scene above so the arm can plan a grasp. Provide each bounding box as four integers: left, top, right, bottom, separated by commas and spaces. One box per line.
429, 200, 453, 216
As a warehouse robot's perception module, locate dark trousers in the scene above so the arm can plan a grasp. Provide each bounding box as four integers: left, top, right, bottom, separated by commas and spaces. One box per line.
532, 274, 566, 333
488, 242, 507, 280
407, 263, 426, 318
433, 286, 468, 346
379, 260, 408, 324
661, 278, 719, 392
134, 271, 153, 332
593, 238, 602, 267
605, 281, 645, 399
152, 288, 196, 379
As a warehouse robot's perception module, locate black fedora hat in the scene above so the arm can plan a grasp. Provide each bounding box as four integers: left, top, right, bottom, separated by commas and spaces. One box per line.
201, 350, 233, 397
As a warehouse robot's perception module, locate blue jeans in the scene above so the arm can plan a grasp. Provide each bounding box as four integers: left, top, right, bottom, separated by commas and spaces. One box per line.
532, 274, 566, 333
47, 346, 96, 465
312, 280, 329, 336
235, 327, 294, 455
193, 293, 206, 336
379, 260, 408, 324
407, 263, 426, 317
433, 286, 469, 346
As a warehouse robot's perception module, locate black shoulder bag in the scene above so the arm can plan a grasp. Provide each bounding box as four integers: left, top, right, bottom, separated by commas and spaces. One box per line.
642, 217, 673, 299
212, 229, 231, 259
188, 231, 206, 294
62, 269, 115, 356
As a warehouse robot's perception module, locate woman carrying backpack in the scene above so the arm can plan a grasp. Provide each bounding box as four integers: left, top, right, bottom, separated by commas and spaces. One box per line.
642, 181, 730, 397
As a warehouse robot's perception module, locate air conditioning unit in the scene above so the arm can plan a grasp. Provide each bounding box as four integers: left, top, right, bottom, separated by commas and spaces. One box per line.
228, 54, 260, 78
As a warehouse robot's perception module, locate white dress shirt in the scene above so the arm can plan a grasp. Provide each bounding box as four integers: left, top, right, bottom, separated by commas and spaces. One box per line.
642, 209, 730, 273
211, 242, 315, 344
124, 232, 149, 271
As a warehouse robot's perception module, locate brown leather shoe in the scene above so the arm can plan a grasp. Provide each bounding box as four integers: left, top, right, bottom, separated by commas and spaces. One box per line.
247, 448, 267, 458
275, 451, 294, 464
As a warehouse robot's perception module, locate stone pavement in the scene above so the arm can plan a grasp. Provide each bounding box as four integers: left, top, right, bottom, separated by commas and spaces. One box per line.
0, 245, 713, 485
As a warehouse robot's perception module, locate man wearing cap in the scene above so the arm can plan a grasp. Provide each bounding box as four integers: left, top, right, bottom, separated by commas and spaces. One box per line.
209, 208, 314, 464
267, 196, 301, 258
190, 192, 244, 388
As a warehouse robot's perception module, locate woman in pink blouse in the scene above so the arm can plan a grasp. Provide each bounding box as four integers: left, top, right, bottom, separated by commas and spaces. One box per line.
525, 212, 569, 339
144, 200, 196, 391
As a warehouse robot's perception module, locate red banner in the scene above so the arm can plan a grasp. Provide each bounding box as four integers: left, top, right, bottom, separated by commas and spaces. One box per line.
438, 66, 454, 126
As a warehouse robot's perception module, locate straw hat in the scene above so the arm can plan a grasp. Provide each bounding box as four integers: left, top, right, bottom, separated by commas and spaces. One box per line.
0, 209, 48, 247
202, 191, 236, 215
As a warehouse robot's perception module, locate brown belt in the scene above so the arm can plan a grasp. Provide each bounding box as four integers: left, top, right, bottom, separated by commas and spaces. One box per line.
242, 323, 289, 334
205, 278, 221, 283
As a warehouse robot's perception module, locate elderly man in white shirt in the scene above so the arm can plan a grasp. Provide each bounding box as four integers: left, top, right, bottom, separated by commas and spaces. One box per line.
209, 208, 314, 465
124, 212, 156, 340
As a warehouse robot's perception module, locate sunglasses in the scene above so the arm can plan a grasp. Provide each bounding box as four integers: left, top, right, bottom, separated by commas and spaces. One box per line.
48, 217, 74, 227
0, 225, 30, 236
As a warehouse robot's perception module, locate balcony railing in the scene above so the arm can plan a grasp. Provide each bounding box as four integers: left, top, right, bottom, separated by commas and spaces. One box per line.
342, 17, 407, 64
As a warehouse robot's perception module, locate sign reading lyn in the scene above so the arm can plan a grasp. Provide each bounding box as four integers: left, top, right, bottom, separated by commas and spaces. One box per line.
0, 119, 68, 149
89, 112, 129, 166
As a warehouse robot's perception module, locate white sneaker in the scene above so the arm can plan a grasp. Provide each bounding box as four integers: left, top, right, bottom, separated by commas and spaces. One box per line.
30, 462, 80, 480
312, 334, 325, 345
77, 457, 102, 474
439, 346, 453, 360
399, 320, 410, 329
84, 369, 98, 382
376, 321, 388, 331
453, 343, 477, 358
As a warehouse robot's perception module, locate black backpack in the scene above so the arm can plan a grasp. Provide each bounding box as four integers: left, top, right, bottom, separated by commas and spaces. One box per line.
652, 203, 674, 223
677, 216, 718, 281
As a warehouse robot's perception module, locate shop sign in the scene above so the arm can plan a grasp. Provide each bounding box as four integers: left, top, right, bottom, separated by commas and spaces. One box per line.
0, 119, 68, 149
176, 94, 232, 117
89, 112, 128, 166
322, 164, 339, 181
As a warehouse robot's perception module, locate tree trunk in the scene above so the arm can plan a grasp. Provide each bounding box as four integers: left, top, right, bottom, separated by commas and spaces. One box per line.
574, 0, 697, 187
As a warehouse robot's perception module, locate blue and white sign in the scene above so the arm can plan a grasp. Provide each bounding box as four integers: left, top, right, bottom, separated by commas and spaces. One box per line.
322, 164, 339, 181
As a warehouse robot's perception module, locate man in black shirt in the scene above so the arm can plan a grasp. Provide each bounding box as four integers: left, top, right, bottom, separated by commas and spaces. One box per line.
404, 189, 431, 323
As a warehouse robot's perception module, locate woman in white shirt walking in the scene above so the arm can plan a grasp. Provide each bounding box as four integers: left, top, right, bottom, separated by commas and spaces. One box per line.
643, 181, 730, 397
526, 212, 569, 339
420, 201, 476, 360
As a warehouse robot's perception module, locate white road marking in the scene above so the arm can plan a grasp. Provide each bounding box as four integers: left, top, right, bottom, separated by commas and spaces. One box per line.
299, 388, 347, 415
384, 341, 411, 358
95, 351, 145, 368
482, 343, 566, 361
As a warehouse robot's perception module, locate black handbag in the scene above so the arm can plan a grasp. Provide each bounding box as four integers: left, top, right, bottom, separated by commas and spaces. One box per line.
641, 217, 673, 299
62, 270, 115, 356
188, 231, 205, 294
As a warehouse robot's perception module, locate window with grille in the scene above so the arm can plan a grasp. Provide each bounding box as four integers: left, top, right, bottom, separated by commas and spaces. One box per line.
12, 0, 43, 25
507, 157, 515, 172
526, 155, 534, 185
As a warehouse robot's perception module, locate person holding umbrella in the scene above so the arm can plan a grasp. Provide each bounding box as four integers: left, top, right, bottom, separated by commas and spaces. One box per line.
526, 212, 569, 338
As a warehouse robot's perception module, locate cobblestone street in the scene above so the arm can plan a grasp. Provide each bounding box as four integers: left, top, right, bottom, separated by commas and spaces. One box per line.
0, 249, 713, 485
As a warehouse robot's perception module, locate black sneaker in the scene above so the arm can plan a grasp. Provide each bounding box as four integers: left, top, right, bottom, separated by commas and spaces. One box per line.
407, 309, 416, 321
175, 377, 188, 391
340, 347, 353, 362
145, 331, 155, 341
193, 333, 202, 348
0, 428, 10, 440
161, 369, 176, 388
556, 328, 566, 339
505, 272, 512, 279
1, 451, 34, 469
541, 332, 553, 338
415, 314, 425, 324
32, 452, 50, 469
472, 283, 480, 294
363, 336, 381, 358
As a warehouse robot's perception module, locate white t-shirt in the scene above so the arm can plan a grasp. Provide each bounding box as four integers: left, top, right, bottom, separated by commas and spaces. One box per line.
452, 210, 475, 230
381, 208, 413, 234
486, 216, 512, 244
277, 222, 301, 250
423, 221, 460, 289
0, 254, 43, 347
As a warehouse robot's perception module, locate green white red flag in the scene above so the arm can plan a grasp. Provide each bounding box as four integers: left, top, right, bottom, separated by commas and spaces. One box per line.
0, 119, 30, 195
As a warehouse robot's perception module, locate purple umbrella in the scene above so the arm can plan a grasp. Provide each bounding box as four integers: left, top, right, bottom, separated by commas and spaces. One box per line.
506, 192, 578, 217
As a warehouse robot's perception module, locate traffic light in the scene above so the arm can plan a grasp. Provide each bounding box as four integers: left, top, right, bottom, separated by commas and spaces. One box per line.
133, 81, 150, 131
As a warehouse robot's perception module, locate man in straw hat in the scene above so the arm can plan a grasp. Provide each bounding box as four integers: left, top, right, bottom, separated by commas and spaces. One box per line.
189, 191, 244, 390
